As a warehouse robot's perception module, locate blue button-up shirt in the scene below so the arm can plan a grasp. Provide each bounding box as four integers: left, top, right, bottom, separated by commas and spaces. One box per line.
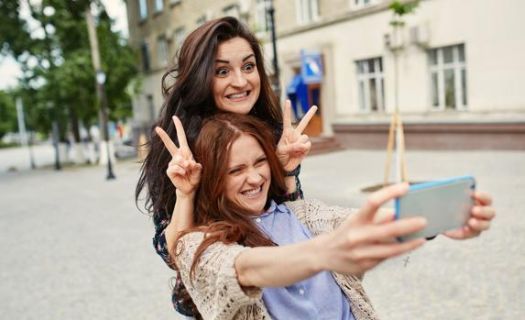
254, 201, 355, 320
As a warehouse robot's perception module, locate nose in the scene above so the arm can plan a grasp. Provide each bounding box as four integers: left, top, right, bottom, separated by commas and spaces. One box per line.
231, 69, 247, 88
246, 168, 263, 185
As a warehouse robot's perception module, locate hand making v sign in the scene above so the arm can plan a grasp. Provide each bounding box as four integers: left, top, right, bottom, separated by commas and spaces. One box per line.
277, 100, 318, 172
155, 116, 202, 198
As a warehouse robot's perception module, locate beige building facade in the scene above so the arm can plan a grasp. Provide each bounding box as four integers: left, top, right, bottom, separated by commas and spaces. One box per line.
126, 0, 525, 149
272, 0, 525, 149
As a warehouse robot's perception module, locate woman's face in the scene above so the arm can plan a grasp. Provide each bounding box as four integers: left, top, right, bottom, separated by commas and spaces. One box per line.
224, 134, 270, 214
212, 37, 261, 114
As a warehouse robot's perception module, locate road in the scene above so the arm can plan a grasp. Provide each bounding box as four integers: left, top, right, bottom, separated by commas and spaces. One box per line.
1, 148, 523, 319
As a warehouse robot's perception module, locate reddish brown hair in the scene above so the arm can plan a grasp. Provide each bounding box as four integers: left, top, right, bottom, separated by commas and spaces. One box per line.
176, 113, 287, 279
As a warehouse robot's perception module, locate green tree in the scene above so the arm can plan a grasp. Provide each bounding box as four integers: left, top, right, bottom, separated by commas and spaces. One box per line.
0, 0, 138, 142
0, 91, 17, 139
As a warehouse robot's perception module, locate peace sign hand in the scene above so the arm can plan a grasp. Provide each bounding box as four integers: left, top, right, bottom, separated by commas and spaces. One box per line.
277, 100, 318, 172
155, 116, 202, 198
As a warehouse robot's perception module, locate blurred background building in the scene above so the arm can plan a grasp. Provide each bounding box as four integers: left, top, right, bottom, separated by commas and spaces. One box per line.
126, 0, 525, 150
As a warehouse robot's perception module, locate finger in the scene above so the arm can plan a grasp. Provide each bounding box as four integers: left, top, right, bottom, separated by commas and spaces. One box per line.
352, 238, 426, 261
360, 183, 410, 219
283, 100, 292, 130
444, 225, 479, 240
467, 217, 491, 232
373, 208, 395, 224
471, 206, 495, 220
473, 191, 493, 206
167, 165, 186, 177
155, 126, 178, 157
173, 116, 189, 150
347, 217, 427, 246
295, 105, 318, 134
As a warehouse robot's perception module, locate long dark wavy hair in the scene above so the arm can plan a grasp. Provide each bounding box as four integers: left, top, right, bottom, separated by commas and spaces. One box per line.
135, 17, 282, 227
174, 114, 287, 317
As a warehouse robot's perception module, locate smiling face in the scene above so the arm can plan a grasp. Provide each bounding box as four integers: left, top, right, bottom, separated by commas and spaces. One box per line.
224, 133, 270, 214
212, 37, 261, 114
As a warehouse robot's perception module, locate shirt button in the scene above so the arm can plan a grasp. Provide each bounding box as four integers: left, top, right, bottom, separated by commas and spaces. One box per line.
256, 218, 262, 223
299, 289, 305, 295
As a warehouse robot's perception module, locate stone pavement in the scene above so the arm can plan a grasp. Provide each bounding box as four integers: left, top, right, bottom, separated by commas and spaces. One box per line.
1, 149, 523, 319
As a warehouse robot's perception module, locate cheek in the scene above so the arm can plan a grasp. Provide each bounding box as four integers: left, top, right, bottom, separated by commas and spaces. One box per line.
224, 176, 239, 200
212, 80, 225, 101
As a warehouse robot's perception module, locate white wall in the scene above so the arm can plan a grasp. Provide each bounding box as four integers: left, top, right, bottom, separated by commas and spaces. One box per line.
275, 0, 525, 125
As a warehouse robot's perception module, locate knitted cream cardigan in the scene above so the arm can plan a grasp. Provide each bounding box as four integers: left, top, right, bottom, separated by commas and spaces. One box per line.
174, 199, 379, 320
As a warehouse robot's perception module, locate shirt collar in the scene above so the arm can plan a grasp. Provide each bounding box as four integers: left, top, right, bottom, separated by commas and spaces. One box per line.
258, 200, 288, 218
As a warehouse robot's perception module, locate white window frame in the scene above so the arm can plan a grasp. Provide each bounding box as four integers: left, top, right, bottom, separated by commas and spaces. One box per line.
138, 0, 148, 20
355, 57, 385, 113
157, 36, 169, 67
296, 0, 319, 25
351, 0, 379, 10
196, 15, 207, 26
255, 0, 270, 32
154, 0, 164, 13
173, 27, 186, 50
428, 44, 467, 111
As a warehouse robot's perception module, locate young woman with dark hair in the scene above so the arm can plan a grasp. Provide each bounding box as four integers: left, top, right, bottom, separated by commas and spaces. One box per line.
165, 113, 495, 319
135, 17, 316, 316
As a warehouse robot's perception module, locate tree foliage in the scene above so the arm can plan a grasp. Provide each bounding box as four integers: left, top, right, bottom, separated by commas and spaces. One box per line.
0, 91, 17, 139
389, 0, 420, 26
0, 0, 138, 140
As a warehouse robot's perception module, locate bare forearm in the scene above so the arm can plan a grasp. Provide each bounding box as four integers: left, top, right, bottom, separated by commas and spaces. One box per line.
235, 235, 327, 288
165, 192, 195, 254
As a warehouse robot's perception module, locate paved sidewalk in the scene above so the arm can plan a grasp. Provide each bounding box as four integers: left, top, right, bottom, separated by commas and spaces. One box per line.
0, 150, 523, 319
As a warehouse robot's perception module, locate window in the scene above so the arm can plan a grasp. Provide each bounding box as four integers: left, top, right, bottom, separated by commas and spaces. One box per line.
196, 15, 207, 26
223, 4, 240, 19
352, 0, 381, 9
173, 27, 186, 50
296, 0, 319, 24
356, 57, 385, 112
157, 37, 168, 67
138, 0, 148, 20
256, 0, 270, 32
147, 95, 156, 121
155, 0, 164, 12
141, 41, 150, 72
428, 44, 467, 110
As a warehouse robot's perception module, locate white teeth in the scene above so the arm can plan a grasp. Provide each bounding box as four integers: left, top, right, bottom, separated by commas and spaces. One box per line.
242, 186, 261, 197
227, 92, 248, 99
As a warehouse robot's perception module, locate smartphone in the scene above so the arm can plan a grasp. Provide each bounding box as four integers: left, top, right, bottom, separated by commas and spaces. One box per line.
395, 176, 476, 242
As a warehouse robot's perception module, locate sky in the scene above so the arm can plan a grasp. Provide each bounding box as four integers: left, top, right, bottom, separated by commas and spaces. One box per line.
0, 0, 129, 90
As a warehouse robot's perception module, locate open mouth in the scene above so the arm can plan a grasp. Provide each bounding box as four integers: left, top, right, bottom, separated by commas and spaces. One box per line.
226, 91, 251, 101
241, 185, 263, 198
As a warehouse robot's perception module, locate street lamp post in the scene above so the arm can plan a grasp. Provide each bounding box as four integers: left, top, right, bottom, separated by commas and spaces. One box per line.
96, 70, 116, 180
43, 5, 61, 171
266, 0, 281, 98
86, 6, 115, 180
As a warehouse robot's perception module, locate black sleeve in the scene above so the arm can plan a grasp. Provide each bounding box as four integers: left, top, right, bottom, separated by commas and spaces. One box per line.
152, 216, 175, 269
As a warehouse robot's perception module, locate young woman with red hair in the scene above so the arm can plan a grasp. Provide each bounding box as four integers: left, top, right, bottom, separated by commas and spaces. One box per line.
157, 113, 494, 319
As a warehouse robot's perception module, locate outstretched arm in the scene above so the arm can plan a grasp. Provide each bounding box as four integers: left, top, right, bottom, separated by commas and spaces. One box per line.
235, 183, 427, 288
155, 116, 202, 256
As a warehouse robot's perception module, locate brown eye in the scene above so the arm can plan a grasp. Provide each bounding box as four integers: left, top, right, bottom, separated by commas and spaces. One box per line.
242, 62, 255, 73
255, 157, 267, 166
228, 167, 242, 175
215, 67, 229, 77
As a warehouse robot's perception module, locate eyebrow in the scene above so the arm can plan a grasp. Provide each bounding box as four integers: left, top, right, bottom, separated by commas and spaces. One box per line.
215, 53, 255, 64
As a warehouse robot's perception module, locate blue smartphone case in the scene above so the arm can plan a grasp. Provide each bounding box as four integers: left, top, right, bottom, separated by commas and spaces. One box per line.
395, 175, 476, 241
